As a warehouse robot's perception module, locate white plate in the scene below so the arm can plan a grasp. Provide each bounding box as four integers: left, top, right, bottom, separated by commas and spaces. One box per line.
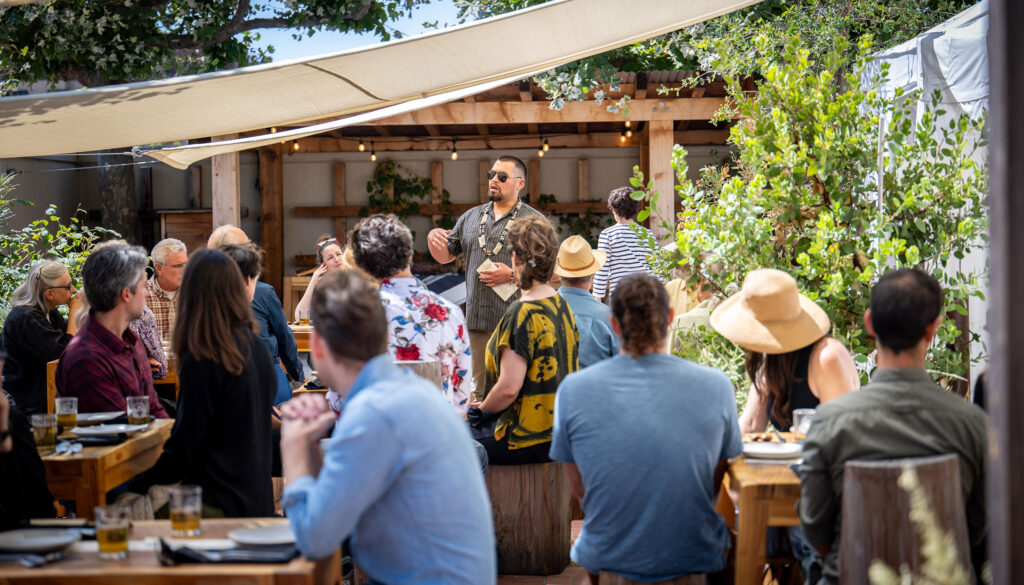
0, 528, 80, 553
77, 412, 124, 424
743, 442, 803, 460
69, 423, 149, 437
227, 524, 295, 546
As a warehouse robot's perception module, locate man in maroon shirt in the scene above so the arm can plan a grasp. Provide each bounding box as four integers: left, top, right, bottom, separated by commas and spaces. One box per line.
56, 245, 168, 418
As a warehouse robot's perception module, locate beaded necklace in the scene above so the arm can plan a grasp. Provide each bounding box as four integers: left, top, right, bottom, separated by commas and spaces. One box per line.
477, 200, 522, 257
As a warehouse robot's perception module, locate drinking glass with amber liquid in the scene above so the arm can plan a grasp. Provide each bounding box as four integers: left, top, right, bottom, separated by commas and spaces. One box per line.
169, 485, 202, 537
126, 395, 149, 427
55, 397, 78, 430
95, 505, 130, 560
298, 310, 310, 326
31, 413, 57, 453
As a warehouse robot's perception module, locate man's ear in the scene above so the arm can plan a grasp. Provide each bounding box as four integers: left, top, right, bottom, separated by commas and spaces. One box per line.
923, 315, 943, 343
310, 330, 326, 365
120, 286, 132, 304
610, 315, 622, 337
864, 309, 876, 338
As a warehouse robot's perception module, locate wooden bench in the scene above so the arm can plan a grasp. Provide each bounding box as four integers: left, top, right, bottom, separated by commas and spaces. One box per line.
485, 461, 571, 575
840, 453, 971, 584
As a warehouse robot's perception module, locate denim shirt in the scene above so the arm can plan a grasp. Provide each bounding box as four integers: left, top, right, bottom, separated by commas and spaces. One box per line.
282, 355, 495, 585
557, 286, 620, 369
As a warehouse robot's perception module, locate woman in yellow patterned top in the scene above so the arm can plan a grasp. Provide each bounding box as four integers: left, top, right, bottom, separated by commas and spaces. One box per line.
468, 216, 579, 465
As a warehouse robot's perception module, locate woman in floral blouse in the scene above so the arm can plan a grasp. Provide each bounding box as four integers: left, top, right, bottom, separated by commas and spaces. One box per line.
349, 214, 474, 415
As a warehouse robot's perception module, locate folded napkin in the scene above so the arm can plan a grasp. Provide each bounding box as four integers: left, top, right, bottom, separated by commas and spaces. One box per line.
158, 539, 299, 565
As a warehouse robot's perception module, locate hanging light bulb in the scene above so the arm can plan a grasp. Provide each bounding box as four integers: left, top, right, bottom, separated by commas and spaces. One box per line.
450, 140, 459, 161
538, 138, 545, 157
625, 120, 631, 128
292, 140, 300, 151
542, 137, 549, 152
270, 127, 278, 134
370, 141, 377, 162
620, 131, 626, 143
626, 128, 633, 138
358, 139, 365, 152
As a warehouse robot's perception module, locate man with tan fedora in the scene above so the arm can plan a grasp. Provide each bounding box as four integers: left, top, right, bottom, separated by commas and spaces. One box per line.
555, 235, 620, 369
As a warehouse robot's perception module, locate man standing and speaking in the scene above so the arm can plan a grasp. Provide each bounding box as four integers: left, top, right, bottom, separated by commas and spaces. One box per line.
427, 155, 544, 395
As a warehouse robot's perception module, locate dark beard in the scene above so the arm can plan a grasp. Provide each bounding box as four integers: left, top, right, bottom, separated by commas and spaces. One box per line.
487, 189, 503, 202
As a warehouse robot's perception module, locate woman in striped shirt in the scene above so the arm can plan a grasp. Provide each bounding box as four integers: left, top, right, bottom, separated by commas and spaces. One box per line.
592, 186, 657, 302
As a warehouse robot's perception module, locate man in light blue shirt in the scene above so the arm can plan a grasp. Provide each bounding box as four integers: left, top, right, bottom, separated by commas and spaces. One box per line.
554, 236, 620, 368
279, 271, 496, 585
551, 274, 742, 582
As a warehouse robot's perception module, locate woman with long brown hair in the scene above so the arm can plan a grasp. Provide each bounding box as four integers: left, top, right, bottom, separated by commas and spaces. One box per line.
136, 248, 277, 517
469, 216, 579, 465
710, 269, 860, 434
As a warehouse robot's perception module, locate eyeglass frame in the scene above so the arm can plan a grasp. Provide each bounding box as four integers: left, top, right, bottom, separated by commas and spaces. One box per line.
155, 261, 187, 270
487, 170, 523, 183
44, 283, 76, 292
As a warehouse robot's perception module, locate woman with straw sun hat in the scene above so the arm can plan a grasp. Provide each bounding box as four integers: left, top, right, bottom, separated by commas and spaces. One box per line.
710, 268, 860, 434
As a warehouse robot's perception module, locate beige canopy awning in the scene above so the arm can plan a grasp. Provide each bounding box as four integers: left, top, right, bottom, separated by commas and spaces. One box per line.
0, 0, 759, 163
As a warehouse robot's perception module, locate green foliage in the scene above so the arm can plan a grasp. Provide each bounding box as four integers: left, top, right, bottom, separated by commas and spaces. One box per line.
364, 159, 455, 240
0, 173, 116, 324
0, 0, 429, 87
636, 34, 987, 389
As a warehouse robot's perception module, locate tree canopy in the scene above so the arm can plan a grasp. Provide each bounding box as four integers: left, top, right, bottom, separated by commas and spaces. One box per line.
0, 0, 429, 89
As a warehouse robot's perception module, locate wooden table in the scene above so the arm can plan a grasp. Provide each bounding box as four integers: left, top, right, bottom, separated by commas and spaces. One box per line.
42, 419, 174, 520
727, 436, 802, 585
290, 325, 312, 353
154, 353, 180, 400
0, 519, 341, 585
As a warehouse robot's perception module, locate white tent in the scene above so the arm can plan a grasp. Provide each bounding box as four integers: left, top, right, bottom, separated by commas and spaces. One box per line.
0, 0, 759, 167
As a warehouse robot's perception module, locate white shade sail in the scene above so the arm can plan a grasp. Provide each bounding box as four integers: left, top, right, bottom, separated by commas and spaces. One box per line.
0, 0, 759, 163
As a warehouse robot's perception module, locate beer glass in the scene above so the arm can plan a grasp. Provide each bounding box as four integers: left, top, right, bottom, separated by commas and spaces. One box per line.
95, 505, 130, 560
126, 395, 149, 426
31, 413, 57, 453
169, 485, 202, 537
55, 396, 78, 430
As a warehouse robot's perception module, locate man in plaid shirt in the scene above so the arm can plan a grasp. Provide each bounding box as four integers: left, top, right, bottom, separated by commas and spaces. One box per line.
146, 238, 187, 341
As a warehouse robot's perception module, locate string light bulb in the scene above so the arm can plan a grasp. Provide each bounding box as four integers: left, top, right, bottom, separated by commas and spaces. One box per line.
270, 127, 278, 134
542, 137, 549, 152
538, 138, 545, 157
626, 128, 633, 138
450, 140, 459, 161
292, 140, 300, 151
625, 120, 631, 128
358, 139, 365, 152
370, 142, 376, 162
620, 131, 627, 143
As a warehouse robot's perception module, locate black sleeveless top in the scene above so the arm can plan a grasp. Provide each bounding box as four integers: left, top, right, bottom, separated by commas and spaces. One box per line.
765, 343, 820, 431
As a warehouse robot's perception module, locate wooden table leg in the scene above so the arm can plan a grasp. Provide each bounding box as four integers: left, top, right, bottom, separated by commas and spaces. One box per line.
735, 487, 769, 585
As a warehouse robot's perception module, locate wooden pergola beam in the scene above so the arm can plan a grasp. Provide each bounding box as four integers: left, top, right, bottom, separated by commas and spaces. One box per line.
257, 149, 284, 296
287, 130, 728, 153
366, 98, 727, 126
294, 201, 611, 218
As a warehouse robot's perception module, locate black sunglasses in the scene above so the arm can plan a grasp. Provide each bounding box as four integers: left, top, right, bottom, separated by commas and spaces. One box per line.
487, 170, 523, 183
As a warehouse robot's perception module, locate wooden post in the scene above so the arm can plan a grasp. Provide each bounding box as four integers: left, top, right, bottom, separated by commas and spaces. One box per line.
647, 120, 675, 244
577, 159, 590, 201
333, 163, 347, 243
988, 0, 1024, 582
478, 160, 490, 204
258, 149, 284, 298
188, 166, 203, 208
430, 161, 443, 227
529, 159, 541, 203
211, 134, 240, 228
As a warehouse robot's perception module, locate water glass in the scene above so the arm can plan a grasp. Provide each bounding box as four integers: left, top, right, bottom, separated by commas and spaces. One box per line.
31, 413, 57, 453
792, 408, 816, 438
126, 395, 149, 426
95, 505, 130, 560
169, 485, 202, 537
55, 396, 78, 430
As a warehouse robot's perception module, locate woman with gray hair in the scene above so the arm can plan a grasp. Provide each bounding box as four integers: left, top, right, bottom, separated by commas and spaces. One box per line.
0, 260, 81, 414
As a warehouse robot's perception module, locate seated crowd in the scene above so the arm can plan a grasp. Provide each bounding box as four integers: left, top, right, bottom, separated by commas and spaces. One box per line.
0, 155, 989, 585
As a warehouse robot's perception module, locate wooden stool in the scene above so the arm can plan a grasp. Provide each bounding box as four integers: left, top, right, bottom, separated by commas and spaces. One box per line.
840, 453, 970, 585
485, 461, 571, 575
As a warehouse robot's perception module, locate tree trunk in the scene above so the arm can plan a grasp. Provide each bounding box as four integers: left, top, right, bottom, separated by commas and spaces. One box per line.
97, 152, 139, 243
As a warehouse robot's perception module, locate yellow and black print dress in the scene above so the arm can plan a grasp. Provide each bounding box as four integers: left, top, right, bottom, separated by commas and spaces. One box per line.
483, 295, 579, 450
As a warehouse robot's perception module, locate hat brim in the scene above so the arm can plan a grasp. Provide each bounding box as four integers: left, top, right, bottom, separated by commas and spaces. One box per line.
554, 249, 607, 278
710, 292, 830, 354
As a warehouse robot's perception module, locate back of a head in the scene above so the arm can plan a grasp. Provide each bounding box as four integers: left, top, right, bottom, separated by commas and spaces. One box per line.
508, 216, 558, 289
869, 268, 943, 353
612, 273, 671, 358
172, 248, 253, 374
207, 225, 249, 249
607, 186, 640, 221
219, 244, 263, 280
349, 214, 413, 280
82, 244, 148, 314
311, 270, 387, 363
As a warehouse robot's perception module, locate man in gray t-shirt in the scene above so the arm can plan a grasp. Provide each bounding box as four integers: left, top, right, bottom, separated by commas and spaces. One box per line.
427, 155, 542, 395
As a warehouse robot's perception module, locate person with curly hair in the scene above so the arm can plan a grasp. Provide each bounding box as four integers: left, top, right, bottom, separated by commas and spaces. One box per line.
551, 274, 742, 583
592, 186, 658, 302
468, 216, 579, 465
349, 214, 474, 416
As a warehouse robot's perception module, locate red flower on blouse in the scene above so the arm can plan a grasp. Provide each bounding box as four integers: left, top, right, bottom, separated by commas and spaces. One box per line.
396, 345, 421, 361
424, 303, 448, 321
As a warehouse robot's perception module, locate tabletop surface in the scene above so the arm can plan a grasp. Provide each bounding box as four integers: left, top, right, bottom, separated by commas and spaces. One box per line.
41, 419, 174, 465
